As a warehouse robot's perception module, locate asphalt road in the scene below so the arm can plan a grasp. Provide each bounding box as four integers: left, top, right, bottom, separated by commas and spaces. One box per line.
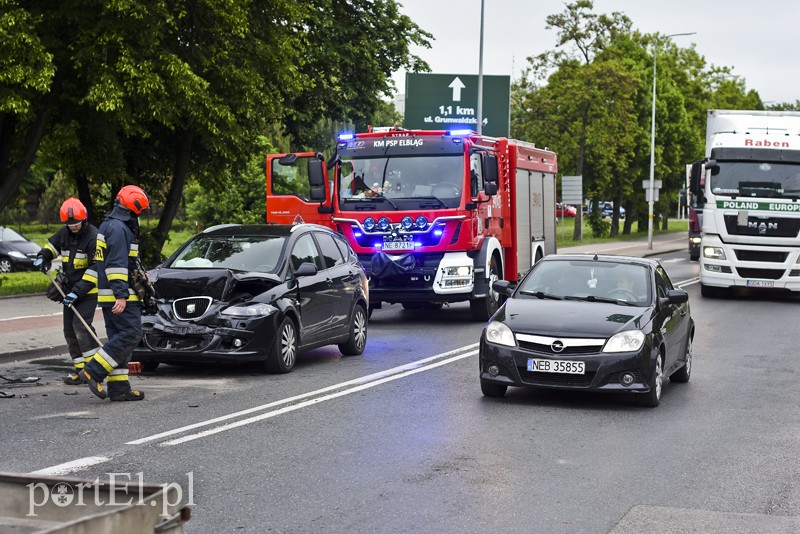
2, 249, 800, 533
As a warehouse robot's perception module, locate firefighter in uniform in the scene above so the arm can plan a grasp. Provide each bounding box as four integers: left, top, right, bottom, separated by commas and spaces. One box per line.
81, 185, 149, 401
34, 198, 100, 384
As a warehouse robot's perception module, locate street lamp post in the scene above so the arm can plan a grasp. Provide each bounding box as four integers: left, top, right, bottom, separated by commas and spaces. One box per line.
648, 32, 696, 249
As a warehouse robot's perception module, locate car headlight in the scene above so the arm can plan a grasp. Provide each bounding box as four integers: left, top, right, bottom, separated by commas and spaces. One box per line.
485, 321, 515, 347
8, 251, 26, 259
221, 303, 277, 317
603, 330, 645, 353
703, 246, 726, 260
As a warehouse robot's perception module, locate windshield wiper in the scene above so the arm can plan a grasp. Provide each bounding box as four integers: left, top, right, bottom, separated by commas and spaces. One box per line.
519, 290, 563, 300
392, 196, 447, 208
563, 295, 634, 305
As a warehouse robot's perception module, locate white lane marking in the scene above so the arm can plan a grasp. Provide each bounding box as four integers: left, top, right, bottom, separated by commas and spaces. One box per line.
677, 277, 700, 288
31, 456, 112, 476
0, 312, 62, 322
127, 343, 480, 446
162, 350, 479, 446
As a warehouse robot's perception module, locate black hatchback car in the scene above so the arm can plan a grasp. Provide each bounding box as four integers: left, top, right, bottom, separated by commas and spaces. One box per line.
479, 255, 694, 407
0, 226, 39, 273
134, 223, 369, 373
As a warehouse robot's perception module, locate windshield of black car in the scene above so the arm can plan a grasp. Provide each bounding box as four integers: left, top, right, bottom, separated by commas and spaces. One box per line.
338, 154, 464, 209
516, 260, 650, 306
710, 161, 800, 198
169, 236, 286, 273
0, 228, 28, 242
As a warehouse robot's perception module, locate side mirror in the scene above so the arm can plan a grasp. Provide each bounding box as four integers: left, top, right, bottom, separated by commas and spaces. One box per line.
483, 154, 498, 184
308, 158, 327, 202
492, 279, 513, 297
483, 181, 498, 196
294, 262, 318, 278
660, 289, 689, 308
689, 161, 703, 196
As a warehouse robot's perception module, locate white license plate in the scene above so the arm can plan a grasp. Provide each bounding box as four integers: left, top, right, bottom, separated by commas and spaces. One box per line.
527, 358, 585, 374
746, 280, 774, 288
383, 241, 414, 251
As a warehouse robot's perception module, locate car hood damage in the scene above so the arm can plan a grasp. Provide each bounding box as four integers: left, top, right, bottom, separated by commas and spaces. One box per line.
150, 268, 282, 302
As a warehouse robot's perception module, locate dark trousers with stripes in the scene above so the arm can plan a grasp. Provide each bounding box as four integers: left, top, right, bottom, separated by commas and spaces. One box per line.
84, 304, 142, 395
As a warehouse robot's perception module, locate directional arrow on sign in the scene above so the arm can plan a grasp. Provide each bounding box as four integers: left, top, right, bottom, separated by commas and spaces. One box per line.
449, 76, 465, 102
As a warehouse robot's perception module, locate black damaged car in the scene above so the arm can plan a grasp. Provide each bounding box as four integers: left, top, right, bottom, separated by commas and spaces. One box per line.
479, 255, 694, 407
134, 223, 369, 373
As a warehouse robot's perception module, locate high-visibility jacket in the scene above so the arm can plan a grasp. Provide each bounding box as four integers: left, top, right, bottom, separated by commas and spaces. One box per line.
96, 206, 141, 307
38, 221, 99, 297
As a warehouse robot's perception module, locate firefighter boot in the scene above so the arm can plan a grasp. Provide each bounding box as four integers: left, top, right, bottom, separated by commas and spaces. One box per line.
62, 373, 85, 385
109, 389, 145, 402
80, 369, 108, 400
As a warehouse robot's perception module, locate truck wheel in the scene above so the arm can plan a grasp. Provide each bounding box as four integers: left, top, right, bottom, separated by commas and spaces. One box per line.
470, 258, 501, 322
689, 251, 699, 261
700, 284, 725, 298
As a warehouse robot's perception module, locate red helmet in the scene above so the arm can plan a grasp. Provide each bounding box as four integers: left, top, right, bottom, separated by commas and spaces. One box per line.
60, 197, 88, 225
116, 185, 149, 215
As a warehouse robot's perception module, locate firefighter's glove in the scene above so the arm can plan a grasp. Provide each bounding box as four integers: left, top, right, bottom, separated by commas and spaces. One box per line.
62, 292, 78, 308
33, 257, 50, 272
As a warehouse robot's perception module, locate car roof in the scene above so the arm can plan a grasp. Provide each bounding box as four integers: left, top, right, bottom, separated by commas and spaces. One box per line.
540, 254, 658, 269
198, 223, 332, 238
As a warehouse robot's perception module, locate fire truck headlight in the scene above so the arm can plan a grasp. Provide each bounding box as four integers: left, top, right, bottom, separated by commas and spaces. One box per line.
364, 217, 376, 231
401, 216, 414, 230
378, 217, 391, 231
415, 216, 428, 229
444, 266, 471, 277
703, 246, 726, 260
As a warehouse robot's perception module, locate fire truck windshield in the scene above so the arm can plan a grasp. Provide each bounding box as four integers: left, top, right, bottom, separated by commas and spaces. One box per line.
338, 155, 464, 208
710, 160, 800, 199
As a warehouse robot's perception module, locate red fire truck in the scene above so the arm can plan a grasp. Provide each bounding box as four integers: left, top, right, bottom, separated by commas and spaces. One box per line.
265, 128, 558, 320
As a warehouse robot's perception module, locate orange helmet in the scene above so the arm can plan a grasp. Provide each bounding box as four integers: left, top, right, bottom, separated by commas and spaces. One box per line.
116, 185, 149, 215
60, 197, 88, 225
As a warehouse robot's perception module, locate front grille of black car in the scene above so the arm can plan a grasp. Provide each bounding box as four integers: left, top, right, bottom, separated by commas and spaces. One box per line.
735, 267, 785, 280
518, 369, 595, 387
172, 296, 213, 321
517, 340, 603, 355
144, 333, 213, 352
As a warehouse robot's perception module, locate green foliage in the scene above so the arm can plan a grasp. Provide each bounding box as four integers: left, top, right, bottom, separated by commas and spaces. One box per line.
38, 171, 76, 224
586, 213, 610, 238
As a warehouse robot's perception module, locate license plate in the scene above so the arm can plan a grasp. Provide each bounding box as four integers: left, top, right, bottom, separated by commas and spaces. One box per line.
383, 241, 414, 251
527, 358, 585, 374
746, 280, 774, 288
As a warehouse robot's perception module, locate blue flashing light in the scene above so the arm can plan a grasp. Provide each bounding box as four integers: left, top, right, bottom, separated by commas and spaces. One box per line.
415, 215, 428, 229
338, 133, 354, 141
374, 243, 383, 249
354, 231, 363, 238
414, 242, 422, 247
401, 216, 414, 230
364, 217, 376, 231
377, 217, 391, 231
433, 229, 443, 237
447, 129, 472, 136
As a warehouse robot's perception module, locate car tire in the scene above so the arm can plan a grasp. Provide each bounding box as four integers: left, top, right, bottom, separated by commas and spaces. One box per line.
470, 256, 501, 322
481, 381, 507, 397
671, 334, 692, 383
140, 361, 160, 372
637, 355, 663, 407
0, 257, 12, 274
264, 317, 297, 373
338, 303, 367, 356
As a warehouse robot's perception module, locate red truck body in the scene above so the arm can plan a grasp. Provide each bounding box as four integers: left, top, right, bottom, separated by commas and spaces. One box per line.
266, 128, 557, 320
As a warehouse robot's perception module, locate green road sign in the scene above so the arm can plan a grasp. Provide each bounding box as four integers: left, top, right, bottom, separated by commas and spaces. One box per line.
404, 73, 510, 137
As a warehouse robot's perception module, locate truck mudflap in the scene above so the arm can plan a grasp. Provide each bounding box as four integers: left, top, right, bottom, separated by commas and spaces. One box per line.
0, 471, 191, 533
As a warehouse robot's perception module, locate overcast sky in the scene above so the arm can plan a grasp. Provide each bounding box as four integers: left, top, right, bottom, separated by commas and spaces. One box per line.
392, 0, 799, 105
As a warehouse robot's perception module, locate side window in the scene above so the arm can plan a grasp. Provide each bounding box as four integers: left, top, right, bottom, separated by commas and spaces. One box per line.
332, 234, 355, 261
654, 266, 673, 298
290, 234, 322, 271
271, 159, 311, 200
315, 232, 345, 269
470, 153, 484, 198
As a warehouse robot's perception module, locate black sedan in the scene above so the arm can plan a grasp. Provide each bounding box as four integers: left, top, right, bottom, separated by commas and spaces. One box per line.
479, 255, 694, 407
0, 226, 39, 273
134, 223, 369, 373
